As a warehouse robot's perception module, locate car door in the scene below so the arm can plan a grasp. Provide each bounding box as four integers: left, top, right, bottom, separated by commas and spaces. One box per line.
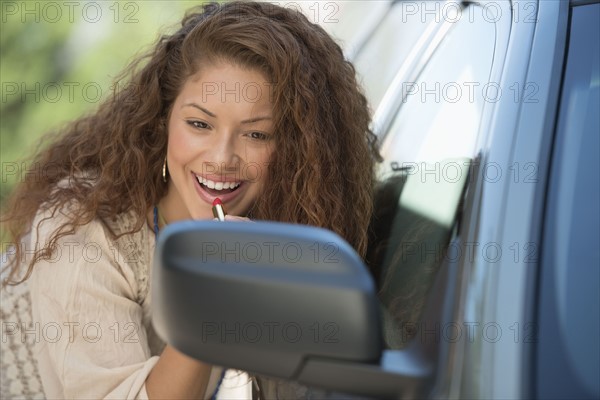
444, 1, 599, 399
366, 1, 597, 398
366, 0, 502, 344
535, 2, 600, 399
361, 0, 510, 397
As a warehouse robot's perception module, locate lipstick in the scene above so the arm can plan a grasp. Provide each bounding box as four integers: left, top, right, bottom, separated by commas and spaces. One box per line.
212, 198, 226, 221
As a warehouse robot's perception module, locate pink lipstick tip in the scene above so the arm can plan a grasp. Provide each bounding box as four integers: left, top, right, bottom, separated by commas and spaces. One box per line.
212, 198, 222, 206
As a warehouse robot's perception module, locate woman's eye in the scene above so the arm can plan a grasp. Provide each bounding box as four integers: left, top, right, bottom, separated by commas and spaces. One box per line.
248, 131, 270, 141
187, 120, 209, 129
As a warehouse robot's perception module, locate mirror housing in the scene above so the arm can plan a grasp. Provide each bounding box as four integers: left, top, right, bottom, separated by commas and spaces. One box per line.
151, 221, 383, 378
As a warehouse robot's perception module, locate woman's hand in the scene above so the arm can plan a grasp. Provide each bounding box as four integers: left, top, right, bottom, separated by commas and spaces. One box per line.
219, 215, 254, 222
146, 344, 211, 399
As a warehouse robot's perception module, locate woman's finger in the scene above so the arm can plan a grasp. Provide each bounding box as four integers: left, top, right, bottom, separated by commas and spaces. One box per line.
223, 215, 254, 222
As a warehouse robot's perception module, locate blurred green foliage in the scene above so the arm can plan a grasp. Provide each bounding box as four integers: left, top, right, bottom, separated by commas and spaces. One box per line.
0, 1, 211, 206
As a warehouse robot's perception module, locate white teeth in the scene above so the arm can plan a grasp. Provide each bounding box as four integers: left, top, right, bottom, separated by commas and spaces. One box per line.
195, 175, 241, 191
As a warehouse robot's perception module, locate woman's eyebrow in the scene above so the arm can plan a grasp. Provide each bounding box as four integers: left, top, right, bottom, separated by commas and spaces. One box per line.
182, 103, 216, 117
182, 102, 272, 124
240, 116, 273, 124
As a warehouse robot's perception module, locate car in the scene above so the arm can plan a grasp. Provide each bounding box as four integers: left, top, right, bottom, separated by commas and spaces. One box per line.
152, 0, 600, 398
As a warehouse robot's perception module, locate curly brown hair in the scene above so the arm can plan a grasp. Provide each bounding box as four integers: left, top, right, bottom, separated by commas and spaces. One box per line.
1, 1, 380, 285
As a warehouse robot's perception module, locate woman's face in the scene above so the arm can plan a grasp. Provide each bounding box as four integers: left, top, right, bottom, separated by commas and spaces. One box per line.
161, 61, 275, 221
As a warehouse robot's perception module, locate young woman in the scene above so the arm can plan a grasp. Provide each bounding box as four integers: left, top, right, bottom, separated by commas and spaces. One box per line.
1, 1, 380, 398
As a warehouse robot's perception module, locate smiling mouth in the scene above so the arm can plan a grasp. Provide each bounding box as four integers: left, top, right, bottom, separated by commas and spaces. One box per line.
194, 174, 242, 196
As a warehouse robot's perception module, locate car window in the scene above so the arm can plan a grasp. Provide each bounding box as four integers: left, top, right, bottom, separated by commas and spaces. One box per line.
366, 3, 497, 348
277, 1, 392, 58
323, 0, 392, 58
536, 3, 600, 398
378, 5, 495, 168
353, 0, 442, 110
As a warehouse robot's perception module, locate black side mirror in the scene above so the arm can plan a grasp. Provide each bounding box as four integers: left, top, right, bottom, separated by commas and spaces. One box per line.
151, 221, 383, 379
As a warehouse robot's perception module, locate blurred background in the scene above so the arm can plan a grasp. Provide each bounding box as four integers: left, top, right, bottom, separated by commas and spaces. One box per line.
1, 1, 190, 204
0, 0, 383, 208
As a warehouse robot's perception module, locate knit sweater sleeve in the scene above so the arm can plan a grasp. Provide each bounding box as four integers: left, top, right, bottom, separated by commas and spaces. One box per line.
27, 205, 159, 399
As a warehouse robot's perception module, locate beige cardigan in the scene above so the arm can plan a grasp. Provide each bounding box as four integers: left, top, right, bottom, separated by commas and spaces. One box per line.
0, 204, 247, 399
1, 204, 324, 399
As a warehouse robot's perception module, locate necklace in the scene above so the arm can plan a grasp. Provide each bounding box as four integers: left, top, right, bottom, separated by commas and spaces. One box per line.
153, 205, 169, 235
153, 206, 159, 235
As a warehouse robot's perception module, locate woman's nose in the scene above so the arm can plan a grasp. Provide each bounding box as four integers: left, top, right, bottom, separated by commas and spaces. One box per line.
206, 130, 240, 169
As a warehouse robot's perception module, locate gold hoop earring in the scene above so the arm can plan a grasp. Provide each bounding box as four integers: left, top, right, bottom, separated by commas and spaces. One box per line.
162, 157, 168, 183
